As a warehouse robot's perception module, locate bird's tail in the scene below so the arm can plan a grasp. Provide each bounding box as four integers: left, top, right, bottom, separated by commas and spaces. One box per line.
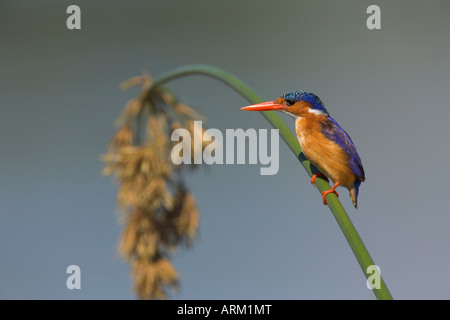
350, 180, 362, 209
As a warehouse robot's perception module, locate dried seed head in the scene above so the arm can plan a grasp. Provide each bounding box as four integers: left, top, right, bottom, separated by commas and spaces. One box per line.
104, 72, 207, 299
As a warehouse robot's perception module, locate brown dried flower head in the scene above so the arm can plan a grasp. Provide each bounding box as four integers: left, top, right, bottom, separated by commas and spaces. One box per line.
103, 71, 209, 299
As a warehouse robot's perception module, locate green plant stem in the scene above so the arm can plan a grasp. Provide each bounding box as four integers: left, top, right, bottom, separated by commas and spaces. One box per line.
149, 64, 393, 300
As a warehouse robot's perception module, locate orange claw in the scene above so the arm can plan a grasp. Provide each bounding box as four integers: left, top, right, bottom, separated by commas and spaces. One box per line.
322, 182, 340, 205
311, 172, 329, 188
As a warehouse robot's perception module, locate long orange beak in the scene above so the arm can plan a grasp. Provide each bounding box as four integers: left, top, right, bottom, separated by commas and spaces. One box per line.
241, 101, 284, 111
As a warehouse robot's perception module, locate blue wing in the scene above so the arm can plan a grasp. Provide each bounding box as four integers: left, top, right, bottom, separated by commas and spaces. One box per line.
321, 117, 365, 181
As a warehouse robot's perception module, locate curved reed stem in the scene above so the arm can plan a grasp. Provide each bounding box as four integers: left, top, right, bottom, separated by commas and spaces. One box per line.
149, 64, 393, 300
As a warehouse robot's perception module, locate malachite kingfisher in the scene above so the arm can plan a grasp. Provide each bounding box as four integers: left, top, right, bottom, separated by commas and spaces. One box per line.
241, 91, 365, 208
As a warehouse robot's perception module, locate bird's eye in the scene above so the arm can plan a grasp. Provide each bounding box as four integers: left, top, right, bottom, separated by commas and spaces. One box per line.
285, 99, 295, 106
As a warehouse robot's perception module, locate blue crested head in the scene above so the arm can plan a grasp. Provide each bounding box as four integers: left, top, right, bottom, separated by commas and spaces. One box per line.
282, 91, 329, 115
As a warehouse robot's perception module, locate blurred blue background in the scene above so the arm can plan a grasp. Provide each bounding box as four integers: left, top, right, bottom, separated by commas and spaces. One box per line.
0, 0, 449, 299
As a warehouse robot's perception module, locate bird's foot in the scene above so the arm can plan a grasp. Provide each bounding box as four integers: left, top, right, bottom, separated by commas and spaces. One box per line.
322, 182, 340, 205
311, 172, 329, 188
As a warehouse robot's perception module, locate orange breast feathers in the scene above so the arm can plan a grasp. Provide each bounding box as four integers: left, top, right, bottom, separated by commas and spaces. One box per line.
295, 117, 356, 188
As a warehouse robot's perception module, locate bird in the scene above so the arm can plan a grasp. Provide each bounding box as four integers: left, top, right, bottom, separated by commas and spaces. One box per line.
241, 91, 365, 208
